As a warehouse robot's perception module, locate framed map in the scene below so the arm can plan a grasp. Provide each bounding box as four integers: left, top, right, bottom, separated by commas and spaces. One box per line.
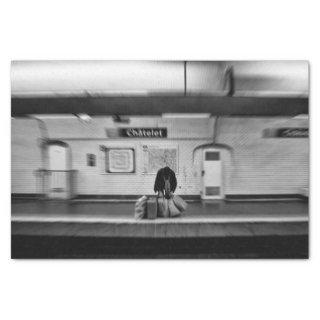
142, 145, 178, 174
106, 148, 135, 173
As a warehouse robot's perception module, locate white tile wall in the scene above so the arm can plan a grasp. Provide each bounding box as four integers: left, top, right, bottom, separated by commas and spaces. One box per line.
43, 116, 215, 140
217, 117, 309, 195
11, 116, 309, 196
11, 118, 42, 194
67, 139, 210, 195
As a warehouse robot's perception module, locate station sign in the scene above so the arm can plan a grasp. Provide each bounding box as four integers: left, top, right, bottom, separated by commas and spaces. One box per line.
118, 128, 167, 138
263, 127, 308, 138
276, 128, 308, 138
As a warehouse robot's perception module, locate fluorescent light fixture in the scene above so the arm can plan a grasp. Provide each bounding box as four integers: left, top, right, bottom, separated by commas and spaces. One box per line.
162, 113, 211, 118
77, 113, 92, 123
293, 114, 309, 120
30, 114, 77, 119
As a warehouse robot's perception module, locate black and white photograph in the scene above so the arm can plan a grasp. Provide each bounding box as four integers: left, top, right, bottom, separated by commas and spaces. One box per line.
11, 60, 309, 258
3, 1, 320, 320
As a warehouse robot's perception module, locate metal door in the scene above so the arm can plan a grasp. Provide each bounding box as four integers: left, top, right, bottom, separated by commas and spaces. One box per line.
202, 149, 223, 199
48, 144, 69, 199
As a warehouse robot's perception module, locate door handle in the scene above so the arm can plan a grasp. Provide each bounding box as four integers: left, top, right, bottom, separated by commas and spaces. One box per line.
201, 170, 205, 176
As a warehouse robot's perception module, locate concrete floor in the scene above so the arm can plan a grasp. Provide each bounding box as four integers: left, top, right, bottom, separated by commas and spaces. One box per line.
11, 199, 308, 237
12, 199, 308, 221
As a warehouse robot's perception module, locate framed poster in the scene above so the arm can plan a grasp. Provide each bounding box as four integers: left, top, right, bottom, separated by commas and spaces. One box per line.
106, 148, 135, 173
142, 145, 178, 174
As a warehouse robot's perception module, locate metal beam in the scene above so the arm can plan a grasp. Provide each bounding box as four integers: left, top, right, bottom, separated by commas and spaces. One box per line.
11, 96, 308, 117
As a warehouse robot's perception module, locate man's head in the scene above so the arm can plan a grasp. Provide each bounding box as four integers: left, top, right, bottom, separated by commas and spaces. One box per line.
163, 166, 171, 179
154, 166, 177, 199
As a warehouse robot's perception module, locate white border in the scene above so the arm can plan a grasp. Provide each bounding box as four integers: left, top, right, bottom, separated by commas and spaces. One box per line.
1, 1, 319, 320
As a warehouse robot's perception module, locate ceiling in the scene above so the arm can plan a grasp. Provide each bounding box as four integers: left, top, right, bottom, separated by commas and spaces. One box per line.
11, 61, 308, 98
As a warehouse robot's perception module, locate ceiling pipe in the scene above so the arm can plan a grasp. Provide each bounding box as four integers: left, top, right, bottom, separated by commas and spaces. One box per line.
192, 116, 234, 164
224, 65, 235, 96
184, 61, 187, 97
29, 115, 50, 170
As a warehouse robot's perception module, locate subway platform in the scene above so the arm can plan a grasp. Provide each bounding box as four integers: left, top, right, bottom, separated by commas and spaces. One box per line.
11, 199, 309, 258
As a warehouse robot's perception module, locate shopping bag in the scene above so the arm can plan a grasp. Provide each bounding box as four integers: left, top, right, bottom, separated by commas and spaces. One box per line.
147, 197, 157, 220
134, 195, 148, 220
157, 196, 169, 217
168, 198, 181, 217
172, 195, 188, 212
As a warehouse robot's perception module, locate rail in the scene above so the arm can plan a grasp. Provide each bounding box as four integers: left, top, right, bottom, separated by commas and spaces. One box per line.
35, 169, 78, 199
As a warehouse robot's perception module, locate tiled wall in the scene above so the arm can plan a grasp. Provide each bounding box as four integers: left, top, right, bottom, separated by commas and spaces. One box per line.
43, 117, 215, 140
11, 118, 42, 194
217, 117, 309, 195
11, 116, 309, 196
47, 117, 214, 196
66, 139, 210, 196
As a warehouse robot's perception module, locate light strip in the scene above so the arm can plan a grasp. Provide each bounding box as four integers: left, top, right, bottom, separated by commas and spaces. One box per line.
29, 114, 77, 119
162, 113, 211, 119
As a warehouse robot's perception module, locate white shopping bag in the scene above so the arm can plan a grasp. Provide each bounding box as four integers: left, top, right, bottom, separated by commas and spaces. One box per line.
134, 196, 148, 220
